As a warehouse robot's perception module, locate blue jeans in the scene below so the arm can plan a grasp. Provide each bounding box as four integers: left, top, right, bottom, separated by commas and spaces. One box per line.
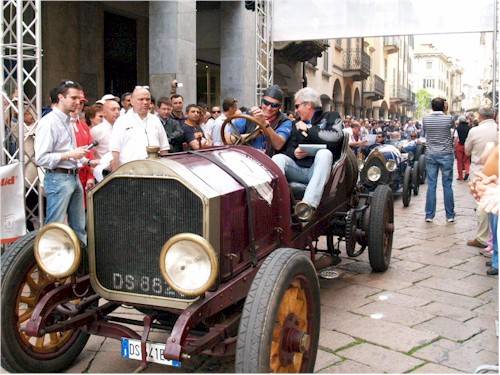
490, 214, 498, 270
425, 153, 455, 220
272, 149, 333, 208
44, 172, 87, 244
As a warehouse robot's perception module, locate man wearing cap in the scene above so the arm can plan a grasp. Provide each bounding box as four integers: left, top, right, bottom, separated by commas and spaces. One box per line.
34, 80, 88, 244
231, 84, 292, 157
110, 87, 170, 171
91, 94, 120, 160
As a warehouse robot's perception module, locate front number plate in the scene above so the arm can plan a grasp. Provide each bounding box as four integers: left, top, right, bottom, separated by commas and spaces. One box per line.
121, 338, 181, 368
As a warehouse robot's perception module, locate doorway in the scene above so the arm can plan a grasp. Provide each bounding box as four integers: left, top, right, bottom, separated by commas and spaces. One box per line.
196, 61, 220, 108
104, 12, 137, 97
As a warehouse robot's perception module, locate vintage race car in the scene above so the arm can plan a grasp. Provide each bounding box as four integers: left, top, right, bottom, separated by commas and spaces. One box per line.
1, 115, 394, 373
358, 143, 419, 207
397, 138, 427, 185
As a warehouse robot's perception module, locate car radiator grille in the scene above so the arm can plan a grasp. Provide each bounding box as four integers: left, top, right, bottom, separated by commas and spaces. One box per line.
92, 177, 203, 299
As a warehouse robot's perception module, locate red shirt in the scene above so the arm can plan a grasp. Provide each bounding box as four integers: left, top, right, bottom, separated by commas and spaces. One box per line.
72, 118, 94, 204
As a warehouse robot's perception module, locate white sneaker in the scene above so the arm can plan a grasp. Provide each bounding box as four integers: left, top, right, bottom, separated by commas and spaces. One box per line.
447, 217, 455, 223
425, 218, 433, 223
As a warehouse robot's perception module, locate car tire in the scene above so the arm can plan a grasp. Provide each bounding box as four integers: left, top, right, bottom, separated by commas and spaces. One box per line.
402, 166, 412, 207
418, 154, 426, 184
411, 161, 419, 196
367, 185, 394, 272
235, 248, 320, 373
1, 232, 90, 373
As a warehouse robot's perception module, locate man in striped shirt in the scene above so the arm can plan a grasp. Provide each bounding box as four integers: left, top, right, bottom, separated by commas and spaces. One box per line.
422, 97, 455, 223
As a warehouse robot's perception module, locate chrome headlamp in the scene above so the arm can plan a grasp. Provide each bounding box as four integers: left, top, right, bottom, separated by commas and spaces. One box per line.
367, 166, 381, 182
385, 159, 397, 172
159, 233, 218, 297
34, 223, 81, 278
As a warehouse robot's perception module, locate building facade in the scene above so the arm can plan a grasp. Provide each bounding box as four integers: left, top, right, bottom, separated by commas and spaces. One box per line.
413, 43, 464, 114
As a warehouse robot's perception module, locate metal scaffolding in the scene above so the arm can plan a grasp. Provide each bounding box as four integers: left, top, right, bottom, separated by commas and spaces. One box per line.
1, 0, 43, 230
255, 0, 273, 103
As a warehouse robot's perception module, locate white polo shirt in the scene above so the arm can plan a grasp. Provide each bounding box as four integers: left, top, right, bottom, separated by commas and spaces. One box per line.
110, 110, 170, 166
90, 118, 113, 159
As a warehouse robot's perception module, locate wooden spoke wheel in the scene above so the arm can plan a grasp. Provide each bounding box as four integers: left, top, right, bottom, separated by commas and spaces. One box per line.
235, 248, 320, 373
221, 114, 265, 146
1, 232, 89, 373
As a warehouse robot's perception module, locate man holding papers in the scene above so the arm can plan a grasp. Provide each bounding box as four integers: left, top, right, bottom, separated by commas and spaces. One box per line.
272, 87, 344, 221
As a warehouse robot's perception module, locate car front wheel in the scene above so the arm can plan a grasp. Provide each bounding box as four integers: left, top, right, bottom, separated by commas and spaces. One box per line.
1, 232, 90, 373
402, 166, 412, 207
235, 248, 320, 373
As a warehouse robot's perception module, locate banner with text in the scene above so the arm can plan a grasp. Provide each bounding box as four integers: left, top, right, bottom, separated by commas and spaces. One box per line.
1, 162, 26, 243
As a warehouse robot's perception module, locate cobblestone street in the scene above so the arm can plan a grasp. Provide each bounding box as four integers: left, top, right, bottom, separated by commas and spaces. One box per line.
2, 176, 497, 374
54, 176, 497, 374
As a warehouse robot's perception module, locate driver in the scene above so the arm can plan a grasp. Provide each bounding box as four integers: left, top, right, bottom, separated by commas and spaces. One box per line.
272, 87, 343, 221
231, 84, 292, 157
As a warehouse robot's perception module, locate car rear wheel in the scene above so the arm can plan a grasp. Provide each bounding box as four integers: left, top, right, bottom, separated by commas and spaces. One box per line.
402, 166, 412, 207
1, 232, 90, 373
411, 161, 420, 196
367, 185, 394, 272
418, 154, 426, 184
235, 248, 320, 373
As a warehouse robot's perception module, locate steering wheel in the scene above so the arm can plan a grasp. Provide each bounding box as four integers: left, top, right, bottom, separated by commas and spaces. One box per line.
220, 114, 265, 146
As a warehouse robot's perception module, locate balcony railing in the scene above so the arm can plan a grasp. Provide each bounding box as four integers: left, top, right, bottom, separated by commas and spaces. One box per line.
364, 74, 385, 100
398, 86, 411, 102
388, 84, 411, 103
342, 49, 370, 81
383, 36, 400, 54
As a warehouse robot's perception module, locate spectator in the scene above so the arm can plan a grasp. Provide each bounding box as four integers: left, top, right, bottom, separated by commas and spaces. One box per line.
110, 86, 170, 171
348, 121, 367, 155
454, 115, 471, 181
120, 92, 131, 116
211, 97, 239, 146
182, 104, 212, 150
286, 111, 296, 121
34, 80, 88, 244
157, 97, 184, 153
464, 106, 499, 249
422, 97, 455, 223
149, 96, 157, 115
91, 94, 120, 160
70, 93, 95, 203
201, 105, 221, 141
41, 87, 58, 117
170, 94, 185, 121
84, 104, 104, 128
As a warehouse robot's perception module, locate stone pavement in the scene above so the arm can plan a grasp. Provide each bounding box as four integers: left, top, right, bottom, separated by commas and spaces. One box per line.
2, 175, 498, 373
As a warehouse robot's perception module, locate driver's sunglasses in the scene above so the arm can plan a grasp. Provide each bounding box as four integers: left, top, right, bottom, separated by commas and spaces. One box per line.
261, 98, 281, 108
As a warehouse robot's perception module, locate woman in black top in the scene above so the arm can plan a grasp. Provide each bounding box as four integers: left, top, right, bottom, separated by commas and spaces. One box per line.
455, 116, 471, 180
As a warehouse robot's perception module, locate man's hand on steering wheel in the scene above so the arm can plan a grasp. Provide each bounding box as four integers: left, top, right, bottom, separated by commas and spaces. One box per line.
249, 106, 268, 129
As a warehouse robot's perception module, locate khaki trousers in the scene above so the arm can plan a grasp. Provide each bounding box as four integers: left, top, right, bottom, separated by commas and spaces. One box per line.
476, 205, 490, 245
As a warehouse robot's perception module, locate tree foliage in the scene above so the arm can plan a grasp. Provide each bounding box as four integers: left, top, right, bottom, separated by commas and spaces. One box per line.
415, 89, 432, 119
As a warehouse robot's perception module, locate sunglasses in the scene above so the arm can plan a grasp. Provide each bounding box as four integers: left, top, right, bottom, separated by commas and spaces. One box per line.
294, 102, 308, 109
261, 98, 281, 108
211, 110, 221, 113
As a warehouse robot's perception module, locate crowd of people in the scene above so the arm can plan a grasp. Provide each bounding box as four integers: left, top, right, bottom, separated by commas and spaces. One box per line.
4, 80, 499, 275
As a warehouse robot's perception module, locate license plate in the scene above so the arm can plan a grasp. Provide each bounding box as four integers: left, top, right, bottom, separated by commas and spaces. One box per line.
121, 338, 181, 367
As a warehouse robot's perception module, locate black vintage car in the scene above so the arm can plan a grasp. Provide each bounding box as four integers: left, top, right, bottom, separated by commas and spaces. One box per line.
1, 116, 394, 373
358, 143, 419, 207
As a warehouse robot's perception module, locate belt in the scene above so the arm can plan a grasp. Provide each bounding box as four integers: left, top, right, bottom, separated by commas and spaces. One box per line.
47, 168, 79, 175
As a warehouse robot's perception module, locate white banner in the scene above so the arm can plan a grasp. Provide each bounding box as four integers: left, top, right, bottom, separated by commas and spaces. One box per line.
273, 0, 496, 42
1, 162, 26, 243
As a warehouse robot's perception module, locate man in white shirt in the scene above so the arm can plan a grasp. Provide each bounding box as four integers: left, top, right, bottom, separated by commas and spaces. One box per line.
110, 87, 170, 171
464, 106, 499, 249
119, 92, 131, 116
211, 98, 238, 146
91, 94, 120, 159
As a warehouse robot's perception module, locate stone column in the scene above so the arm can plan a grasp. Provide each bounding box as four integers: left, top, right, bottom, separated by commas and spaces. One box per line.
149, 1, 196, 104
373, 106, 380, 120
220, 2, 256, 107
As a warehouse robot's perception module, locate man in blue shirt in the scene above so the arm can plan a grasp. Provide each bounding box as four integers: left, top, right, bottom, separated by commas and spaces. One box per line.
232, 85, 292, 157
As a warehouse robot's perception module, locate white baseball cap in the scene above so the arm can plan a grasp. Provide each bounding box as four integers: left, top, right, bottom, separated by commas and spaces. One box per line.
96, 94, 119, 105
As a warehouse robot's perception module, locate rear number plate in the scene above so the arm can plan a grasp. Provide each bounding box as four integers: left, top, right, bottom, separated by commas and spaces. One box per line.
121, 338, 181, 367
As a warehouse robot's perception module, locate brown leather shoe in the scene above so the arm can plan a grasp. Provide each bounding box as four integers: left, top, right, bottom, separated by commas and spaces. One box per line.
467, 239, 487, 248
